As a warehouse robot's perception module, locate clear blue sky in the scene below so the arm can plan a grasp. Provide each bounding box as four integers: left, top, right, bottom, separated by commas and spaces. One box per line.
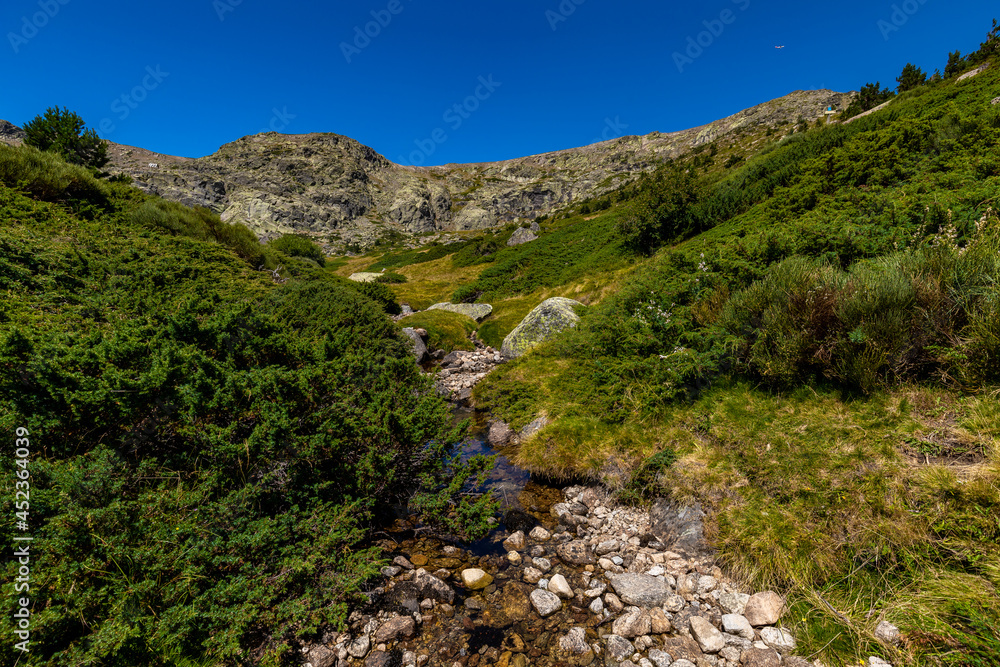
2, 0, 996, 165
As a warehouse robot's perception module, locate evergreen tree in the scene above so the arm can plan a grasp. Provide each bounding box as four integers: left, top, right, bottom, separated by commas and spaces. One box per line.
23, 106, 109, 169
840, 82, 895, 120
896, 63, 927, 93
967, 18, 999, 65
944, 50, 965, 78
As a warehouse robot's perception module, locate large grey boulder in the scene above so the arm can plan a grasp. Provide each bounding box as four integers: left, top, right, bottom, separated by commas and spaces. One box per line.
500, 297, 584, 359
607, 573, 672, 607
427, 302, 493, 322
507, 227, 538, 246
401, 328, 428, 363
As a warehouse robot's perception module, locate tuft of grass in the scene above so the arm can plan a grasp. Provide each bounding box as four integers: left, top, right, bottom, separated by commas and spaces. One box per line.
396, 309, 477, 353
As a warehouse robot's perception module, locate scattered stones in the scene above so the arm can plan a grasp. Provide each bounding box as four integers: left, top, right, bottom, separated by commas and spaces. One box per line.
588, 597, 604, 615
992, 96, 1000, 105
374, 616, 416, 643
532, 557, 552, 573
393, 556, 414, 570
529, 588, 563, 617
743, 592, 784, 627
649, 608, 672, 634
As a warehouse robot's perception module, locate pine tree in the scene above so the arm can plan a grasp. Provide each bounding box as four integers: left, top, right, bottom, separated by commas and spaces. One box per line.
944, 51, 965, 78
23, 106, 109, 169
896, 63, 927, 93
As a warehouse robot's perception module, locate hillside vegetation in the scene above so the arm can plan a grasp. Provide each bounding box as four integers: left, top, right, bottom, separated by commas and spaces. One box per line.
351, 29, 1000, 667
0, 144, 496, 665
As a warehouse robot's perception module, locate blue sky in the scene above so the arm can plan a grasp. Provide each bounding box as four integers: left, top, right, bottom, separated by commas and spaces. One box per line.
2, 0, 996, 165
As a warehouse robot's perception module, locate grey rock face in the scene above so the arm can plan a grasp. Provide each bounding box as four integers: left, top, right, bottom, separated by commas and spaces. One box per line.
427, 302, 493, 322
607, 573, 672, 608
649, 499, 708, 557
0, 120, 25, 146
501, 297, 584, 359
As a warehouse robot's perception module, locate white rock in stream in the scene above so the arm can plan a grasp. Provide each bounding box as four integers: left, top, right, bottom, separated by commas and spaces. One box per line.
460, 568, 493, 590
548, 574, 574, 599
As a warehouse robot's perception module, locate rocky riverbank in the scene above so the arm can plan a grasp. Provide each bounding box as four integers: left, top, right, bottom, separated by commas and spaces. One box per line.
301, 485, 900, 667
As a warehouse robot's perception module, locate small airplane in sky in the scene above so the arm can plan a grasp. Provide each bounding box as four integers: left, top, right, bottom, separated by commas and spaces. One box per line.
775, 45, 785, 49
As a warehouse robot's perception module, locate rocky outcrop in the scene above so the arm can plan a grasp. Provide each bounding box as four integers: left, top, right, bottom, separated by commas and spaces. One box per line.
426, 302, 493, 322
0, 120, 25, 146
3, 88, 850, 250
500, 297, 584, 359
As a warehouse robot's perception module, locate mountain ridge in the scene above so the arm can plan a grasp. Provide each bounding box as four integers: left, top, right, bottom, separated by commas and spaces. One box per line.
2, 88, 853, 249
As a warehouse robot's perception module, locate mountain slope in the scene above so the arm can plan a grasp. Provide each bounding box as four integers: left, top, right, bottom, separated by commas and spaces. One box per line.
2, 89, 851, 250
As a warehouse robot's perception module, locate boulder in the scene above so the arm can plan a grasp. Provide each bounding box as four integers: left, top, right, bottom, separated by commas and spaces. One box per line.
401, 328, 428, 363
743, 591, 784, 627
740, 647, 782, 666
414, 570, 455, 604
529, 588, 563, 617
507, 227, 538, 246
461, 568, 493, 590
500, 297, 584, 359
875, 620, 901, 646
427, 302, 493, 322
604, 635, 634, 662
760, 626, 796, 652
489, 420, 516, 447
374, 616, 416, 643
556, 539, 594, 565
503, 530, 526, 551
722, 614, 754, 640
607, 573, 672, 607
690, 616, 725, 653
647, 649, 673, 667
548, 574, 574, 599
558, 627, 591, 655
612, 607, 652, 638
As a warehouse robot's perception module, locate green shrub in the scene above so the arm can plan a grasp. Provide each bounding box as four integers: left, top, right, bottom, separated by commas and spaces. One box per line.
267, 234, 326, 265
0, 143, 110, 210
397, 310, 477, 352
375, 271, 407, 284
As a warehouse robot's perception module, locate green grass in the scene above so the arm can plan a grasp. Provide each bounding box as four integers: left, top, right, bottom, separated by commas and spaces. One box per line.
397, 309, 478, 352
